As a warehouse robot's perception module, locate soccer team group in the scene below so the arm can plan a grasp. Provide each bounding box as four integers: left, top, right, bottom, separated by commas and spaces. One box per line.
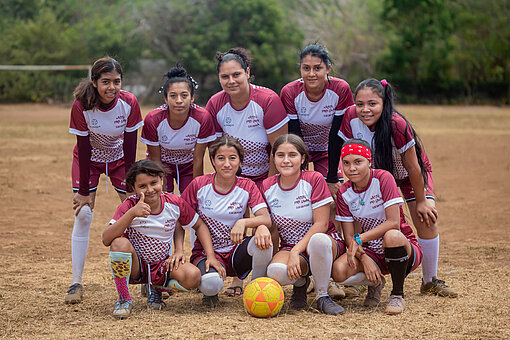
65, 44, 458, 319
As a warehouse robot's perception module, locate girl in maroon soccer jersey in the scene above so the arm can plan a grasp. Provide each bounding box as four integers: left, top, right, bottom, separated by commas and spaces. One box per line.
141, 65, 216, 195
263, 134, 345, 315
66, 57, 143, 304
181, 136, 273, 306
280, 44, 354, 192
103, 159, 223, 319
332, 79, 457, 297
333, 139, 423, 314
206, 47, 289, 293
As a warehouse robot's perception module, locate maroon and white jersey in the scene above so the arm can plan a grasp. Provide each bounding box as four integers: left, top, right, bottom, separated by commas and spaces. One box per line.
206, 84, 289, 177
338, 107, 432, 180
109, 192, 199, 264
335, 169, 416, 254
262, 171, 333, 248
181, 174, 267, 253
280, 77, 354, 151
140, 103, 216, 165
69, 91, 143, 163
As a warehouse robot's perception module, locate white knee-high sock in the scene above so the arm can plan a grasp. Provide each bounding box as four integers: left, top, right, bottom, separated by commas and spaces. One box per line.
71, 206, 93, 284
418, 235, 439, 283
247, 237, 273, 279
199, 272, 224, 296
339, 272, 376, 287
267, 263, 305, 287
307, 233, 333, 298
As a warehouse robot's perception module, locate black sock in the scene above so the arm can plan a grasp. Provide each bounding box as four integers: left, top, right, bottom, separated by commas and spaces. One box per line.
384, 246, 409, 297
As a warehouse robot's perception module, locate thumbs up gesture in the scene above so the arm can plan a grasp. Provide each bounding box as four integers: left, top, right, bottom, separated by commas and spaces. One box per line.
132, 192, 151, 218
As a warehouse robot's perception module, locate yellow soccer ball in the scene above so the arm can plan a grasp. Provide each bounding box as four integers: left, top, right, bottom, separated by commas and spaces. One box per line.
243, 277, 284, 318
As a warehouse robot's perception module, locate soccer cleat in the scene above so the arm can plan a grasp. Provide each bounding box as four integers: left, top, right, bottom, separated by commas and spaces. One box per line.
290, 276, 310, 309
315, 296, 345, 315
385, 295, 405, 315
420, 277, 458, 297
363, 276, 386, 307
202, 294, 219, 307
65, 283, 83, 304
146, 287, 166, 310
112, 299, 133, 319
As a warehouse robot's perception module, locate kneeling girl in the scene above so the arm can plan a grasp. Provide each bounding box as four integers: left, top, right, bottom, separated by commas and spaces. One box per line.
333, 139, 422, 314
181, 136, 273, 306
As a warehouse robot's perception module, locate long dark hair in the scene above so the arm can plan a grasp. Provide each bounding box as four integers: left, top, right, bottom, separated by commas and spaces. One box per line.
73, 57, 123, 110
354, 78, 428, 185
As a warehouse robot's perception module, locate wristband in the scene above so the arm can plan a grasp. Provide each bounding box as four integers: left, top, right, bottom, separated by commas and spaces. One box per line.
353, 233, 362, 245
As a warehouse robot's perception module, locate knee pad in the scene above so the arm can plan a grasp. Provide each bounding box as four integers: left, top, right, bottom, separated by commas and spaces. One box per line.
199, 272, 224, 296
307, 233, 332, 255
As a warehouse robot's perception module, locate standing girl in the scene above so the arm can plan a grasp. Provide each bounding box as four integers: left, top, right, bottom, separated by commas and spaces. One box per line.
333, 139, 423, 314
206, 47, 289, 189
141, 65, 216, 194
103, 160, 223, 319
280, 44, 354, 191
181, 136, 273, 306
335, 78, 457, 297
66, 57, 143, 304
263, 134, 345, 315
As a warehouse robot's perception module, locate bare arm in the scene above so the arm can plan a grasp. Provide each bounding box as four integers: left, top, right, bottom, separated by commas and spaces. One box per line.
192, 143, 208, 178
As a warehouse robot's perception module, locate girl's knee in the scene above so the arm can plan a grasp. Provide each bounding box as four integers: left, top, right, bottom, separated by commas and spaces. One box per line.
382, 229, 407, 248
110, 237, 132, 252
307, 233, 331, 253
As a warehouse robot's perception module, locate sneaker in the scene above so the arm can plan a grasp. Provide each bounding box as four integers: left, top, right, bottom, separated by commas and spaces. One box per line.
385, 295, 405, 315
147, 287, 166, 310
315, 296, 345, 315
420, 277, 458, 297
65, 283, 83, 304
113, 300, 133, 319
202, 294, 219, 307
363, 276, 386, 307
290, 276, 310, 309
328, 280, 346, 299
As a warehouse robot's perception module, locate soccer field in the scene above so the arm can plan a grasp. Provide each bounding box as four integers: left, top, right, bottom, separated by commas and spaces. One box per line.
0, 104, 509, 339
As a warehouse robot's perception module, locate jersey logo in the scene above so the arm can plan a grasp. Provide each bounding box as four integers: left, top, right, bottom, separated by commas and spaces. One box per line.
350, 201, 360, 212
205, 199, 212, 207
300, 107, 307, 115
91, 118, 100, 128
356, 132, 364, 139
224, 116, 233, 126
161, 135, 169, 142
269, 198, 281, 208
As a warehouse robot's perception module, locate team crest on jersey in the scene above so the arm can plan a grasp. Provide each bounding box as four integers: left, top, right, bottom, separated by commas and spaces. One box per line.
161, 135, 169, 142
356, 132, 364, 139
350, 201, 360, 212
300, 107, 308, 116
269, 198, 281, 208
224, 116, 233, 126
91, 118, 100, 128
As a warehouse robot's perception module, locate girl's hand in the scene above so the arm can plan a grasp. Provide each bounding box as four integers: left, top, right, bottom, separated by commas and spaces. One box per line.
254, 225, 272, 250
416, 199, 438, 227
165, 251, 186, 272
287, 251, 302, 281
73, 193, 92, 215
205, 257, 226, 280
131, 192, 151, 218
230, 219, 246, 244
360, 255, 383, 286
327, 182, 341, 201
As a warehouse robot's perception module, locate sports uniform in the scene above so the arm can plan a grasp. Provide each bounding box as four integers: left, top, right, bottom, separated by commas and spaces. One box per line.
206, 84, 289, 188
338, 106, 433, 201
335, 168, 423, 275
69, 90, 143, 194
182, 174, 267, 278
141, 103, 216, 193
109, 192, 199, 286
280, 77, 354, 178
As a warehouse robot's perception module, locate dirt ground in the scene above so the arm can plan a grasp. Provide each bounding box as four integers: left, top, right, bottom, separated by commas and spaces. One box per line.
0, 104, 509, 339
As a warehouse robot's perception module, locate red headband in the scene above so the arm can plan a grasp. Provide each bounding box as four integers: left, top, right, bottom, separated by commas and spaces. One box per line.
341, 143, 371, 162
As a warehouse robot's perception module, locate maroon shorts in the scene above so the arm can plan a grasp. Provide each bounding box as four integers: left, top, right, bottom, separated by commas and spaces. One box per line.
130, 256, 169, 286
191, 243, 248, 279
398, 172, 435, 202
241, 173, 268, 192
72, 157, 126, 193
363, 241, 423, 276
164, 161, 194, 194
309, 151, 328, 177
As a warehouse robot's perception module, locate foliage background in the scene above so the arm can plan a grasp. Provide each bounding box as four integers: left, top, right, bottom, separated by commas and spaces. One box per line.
0, 0, 508, 104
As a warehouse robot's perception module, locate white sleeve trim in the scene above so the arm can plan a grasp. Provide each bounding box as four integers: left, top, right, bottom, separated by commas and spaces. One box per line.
337, 130, 348, 141
125, 121, 144, 133
215, 131, 223, 138
288, 114, 298, 120
181, 213, 199, 230
197, 134, 217, 144
398, 139, 415, 154
251, 202, 267, 214
335, 215, 354, 222
334, 104, 354, 116
383, 197, 404, 209
266, 116, 290, 134
312, 196, 334, 210
140, 137, 159, 146
69, 128, 89, 136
